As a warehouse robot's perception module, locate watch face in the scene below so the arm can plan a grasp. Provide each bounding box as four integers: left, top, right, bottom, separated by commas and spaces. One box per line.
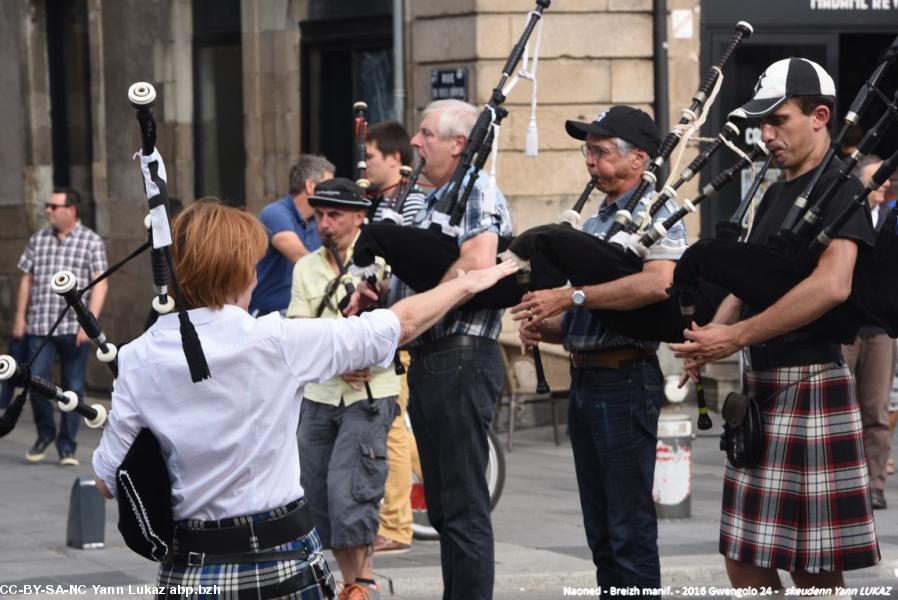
572, 290, 585, 306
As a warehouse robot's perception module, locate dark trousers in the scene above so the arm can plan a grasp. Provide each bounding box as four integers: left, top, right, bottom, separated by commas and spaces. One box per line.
408, 341, 504, 600
568, 356, 663, 596
27, 334, 90, 455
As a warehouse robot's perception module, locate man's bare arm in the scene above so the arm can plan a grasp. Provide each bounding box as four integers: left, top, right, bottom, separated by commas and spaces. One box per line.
272, 231, 311, 263
12, 274, 32, 339
438, 232, 498, 285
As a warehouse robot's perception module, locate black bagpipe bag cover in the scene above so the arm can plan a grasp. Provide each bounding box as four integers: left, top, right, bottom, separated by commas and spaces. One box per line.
673, 237, 862, 343
352, 222, 536, 310
116, 428, 173, 561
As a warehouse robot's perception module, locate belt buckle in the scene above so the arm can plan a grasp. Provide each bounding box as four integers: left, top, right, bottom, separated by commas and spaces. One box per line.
309, 552, 336, 599
186, 551, 205, 567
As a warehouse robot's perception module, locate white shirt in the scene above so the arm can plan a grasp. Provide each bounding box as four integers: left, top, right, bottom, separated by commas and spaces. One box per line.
92, 304, 399, 521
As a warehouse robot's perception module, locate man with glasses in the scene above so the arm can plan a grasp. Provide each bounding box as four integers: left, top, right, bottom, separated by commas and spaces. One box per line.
512, 105, 685, 593
13, 189, 108, 466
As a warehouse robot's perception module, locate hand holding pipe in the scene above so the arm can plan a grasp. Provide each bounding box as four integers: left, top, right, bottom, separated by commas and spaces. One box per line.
50, 271, 118, 377
0, 355, 107, 429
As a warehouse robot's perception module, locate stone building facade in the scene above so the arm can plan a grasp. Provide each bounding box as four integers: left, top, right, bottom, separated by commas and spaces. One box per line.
1, 0, 708, 391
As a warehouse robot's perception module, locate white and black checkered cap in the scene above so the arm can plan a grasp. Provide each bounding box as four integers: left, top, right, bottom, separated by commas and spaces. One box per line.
737, 57, 836, 119
308, 177, 371, 210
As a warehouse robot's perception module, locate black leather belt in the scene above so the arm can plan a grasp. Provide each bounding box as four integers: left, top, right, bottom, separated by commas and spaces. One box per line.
171, 500, 314, 559
410, 334, 497, 358
748, 340, 842, 370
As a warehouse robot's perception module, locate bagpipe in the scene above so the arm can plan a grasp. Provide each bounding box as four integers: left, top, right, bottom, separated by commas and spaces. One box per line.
0, 81, 210, 439
350, 0, 551, 311
601, 21, 754, 242
671, 37, 898, 343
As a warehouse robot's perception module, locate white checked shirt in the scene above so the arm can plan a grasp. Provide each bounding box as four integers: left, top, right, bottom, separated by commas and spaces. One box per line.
92, 305, 400, 521
17, 222, 108, 336
388, 172, 512, 346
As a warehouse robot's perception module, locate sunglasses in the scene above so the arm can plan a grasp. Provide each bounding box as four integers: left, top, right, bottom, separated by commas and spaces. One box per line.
45, 203, 71, 211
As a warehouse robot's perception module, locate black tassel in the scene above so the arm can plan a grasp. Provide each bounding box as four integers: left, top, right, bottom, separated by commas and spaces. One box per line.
178, 311, 211, 382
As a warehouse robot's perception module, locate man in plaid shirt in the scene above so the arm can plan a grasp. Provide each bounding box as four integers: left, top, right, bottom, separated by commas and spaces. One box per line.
362, 99, 511, 600
13, 189, 108, 466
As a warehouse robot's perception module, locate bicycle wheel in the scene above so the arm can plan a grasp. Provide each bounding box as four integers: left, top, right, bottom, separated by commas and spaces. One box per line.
408, 423, 507, 540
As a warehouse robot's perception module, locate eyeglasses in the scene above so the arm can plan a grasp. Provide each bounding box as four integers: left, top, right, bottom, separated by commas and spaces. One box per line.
45, 203, 70, 211
580, 144, 615, 160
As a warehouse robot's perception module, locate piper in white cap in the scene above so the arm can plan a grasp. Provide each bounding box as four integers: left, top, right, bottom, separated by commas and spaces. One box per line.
671, 57, 879, 591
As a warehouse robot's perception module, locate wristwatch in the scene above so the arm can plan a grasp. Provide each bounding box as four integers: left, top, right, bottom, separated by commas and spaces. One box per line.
571, 288, 586, 308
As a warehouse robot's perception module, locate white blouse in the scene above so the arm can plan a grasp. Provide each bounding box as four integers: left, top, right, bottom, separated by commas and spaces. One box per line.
92, 304, 400, 521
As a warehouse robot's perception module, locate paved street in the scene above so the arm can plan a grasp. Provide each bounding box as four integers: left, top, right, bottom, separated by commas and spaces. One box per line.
0, 399, 896, 599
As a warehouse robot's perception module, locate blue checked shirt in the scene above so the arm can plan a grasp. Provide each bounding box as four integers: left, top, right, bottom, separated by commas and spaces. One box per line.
17, 222, 108, 336
388, 172, 513, 347
562, 187, 687, 353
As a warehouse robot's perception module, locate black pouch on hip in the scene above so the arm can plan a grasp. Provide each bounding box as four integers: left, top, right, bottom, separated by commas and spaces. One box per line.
116, 428, 173, 561
720, 391, 764, 469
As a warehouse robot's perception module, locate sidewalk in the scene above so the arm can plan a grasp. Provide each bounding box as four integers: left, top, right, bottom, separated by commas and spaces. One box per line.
0, 397, 896, 599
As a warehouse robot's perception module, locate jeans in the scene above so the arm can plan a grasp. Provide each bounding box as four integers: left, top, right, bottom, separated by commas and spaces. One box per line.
27, 334, 90, 455
569, 355, 663, 596
408, 341, 504, 600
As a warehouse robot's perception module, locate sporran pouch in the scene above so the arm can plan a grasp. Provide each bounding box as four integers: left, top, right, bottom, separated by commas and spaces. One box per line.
720, 391, 764, 468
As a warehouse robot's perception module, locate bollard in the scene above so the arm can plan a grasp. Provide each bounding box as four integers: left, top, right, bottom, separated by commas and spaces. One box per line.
66, 476, 105, 549
653, 411, 692, 519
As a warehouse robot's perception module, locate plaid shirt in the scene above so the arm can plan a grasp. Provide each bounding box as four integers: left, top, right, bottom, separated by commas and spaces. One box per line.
562, 187, 687, 353
17, 222, 108, 336
389, 172, 513, 347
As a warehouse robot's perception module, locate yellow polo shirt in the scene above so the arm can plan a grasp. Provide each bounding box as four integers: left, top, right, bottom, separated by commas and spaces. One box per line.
286, 235, 399, 405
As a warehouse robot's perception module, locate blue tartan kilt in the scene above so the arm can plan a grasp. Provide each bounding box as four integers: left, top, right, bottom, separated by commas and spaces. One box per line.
720, 360, 881, 573
156, 500, 333, 600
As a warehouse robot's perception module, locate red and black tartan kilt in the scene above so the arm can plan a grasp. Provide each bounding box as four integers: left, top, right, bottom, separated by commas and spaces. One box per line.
720, 361, 881, 573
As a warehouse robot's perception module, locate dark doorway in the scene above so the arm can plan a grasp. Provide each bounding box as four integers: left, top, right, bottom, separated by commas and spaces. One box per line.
300, 17, 393, 179
839, 33, 898, 162
46, 0, 94, 228
193, 0, 245, 206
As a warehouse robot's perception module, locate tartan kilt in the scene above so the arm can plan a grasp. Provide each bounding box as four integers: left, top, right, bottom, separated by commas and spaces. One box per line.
156, 500, 333, 600
720, 360, 881, 573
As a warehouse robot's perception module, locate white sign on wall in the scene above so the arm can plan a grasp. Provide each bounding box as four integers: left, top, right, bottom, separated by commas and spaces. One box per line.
671, 9, 694, 39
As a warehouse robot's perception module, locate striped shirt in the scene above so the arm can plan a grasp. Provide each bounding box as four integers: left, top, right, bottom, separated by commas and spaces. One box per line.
371, 188, 427, 226
388, 172, 513, 346
17, 222, 108, 336
562, 187, 687, 353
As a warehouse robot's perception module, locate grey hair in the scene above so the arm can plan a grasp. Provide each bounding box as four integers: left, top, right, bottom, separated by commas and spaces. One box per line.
423, 99, 479, 140
288, 155, 335, 195
613, 138, 635, 156
852, 154, 882, 185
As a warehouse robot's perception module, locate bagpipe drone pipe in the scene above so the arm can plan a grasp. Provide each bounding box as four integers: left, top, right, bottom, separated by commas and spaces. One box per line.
0, 81, 211, 439
350, 0, 552, 311
671, 39, 898, 343
503, 129, 770, 344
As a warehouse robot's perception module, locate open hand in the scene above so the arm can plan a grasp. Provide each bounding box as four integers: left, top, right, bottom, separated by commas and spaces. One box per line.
457, 261, 518, 295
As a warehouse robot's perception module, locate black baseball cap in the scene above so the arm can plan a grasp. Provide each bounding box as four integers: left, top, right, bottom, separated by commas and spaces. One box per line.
565, 106, 661, 156
736, 58, 836, 119
308, 178, 371, 211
